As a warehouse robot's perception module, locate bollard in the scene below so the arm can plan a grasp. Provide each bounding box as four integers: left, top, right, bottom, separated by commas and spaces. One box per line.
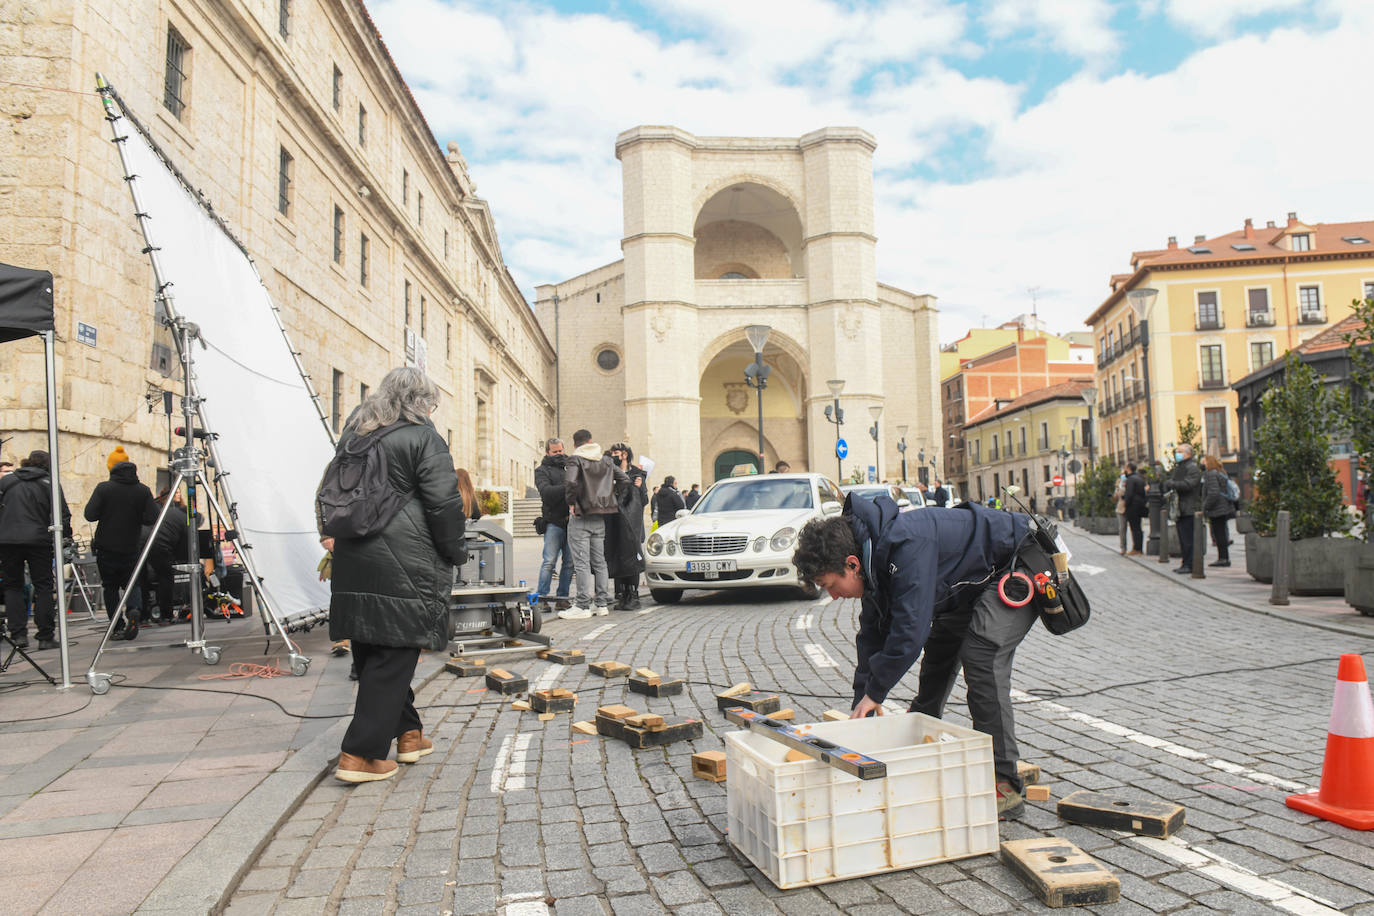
1270, 510, 1291, 606
1158, 510, 1171, 564
1191, 513, 1206, 579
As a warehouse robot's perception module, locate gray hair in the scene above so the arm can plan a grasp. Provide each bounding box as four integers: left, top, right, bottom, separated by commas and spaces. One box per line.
1178, 443, 1194, 458
350, 367, 440, 436
545, 437, 563, 453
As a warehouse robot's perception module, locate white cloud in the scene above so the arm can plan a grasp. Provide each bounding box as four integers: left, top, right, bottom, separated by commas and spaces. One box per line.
981, 0, 1120, 61
1155, 0, 1309, 38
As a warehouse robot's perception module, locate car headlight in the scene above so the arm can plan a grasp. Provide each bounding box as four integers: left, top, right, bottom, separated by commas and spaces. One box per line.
770, 527, 797, 551
666, 540, 678, 556
752, 537, 767, 552
647, 533, 663, 556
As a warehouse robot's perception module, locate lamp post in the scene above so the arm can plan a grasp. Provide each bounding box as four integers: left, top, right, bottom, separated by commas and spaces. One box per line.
743, 324, 772, 473
868, 405, 883, 482
1080, 385, 1098, 467
823, 378, 845, 481
1126, 288, 1158, 465
896, 425, 908, 483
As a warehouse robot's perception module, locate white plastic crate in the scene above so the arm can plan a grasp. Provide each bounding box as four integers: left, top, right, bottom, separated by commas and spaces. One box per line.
725, 712, 997, 888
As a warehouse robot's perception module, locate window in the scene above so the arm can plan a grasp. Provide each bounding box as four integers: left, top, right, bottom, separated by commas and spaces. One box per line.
278, 0, 290, 37
420, 295, 426, 337
1291, 233, 1311, 251
359, 232, 369, 286
1196, 291, 1220, 329
331, 369, 343, 433
1298, 285, 1321, 320
1039, 421, 1049, 451
163, 26, 190, 119
446, 321, 451, 359
331, 64, 342, 111
359, 382, 369, 405
1247, 288, 1269, 315
993, 472, 1000, 495
1204, 407, 1228, 456
402, 169, 409, 204
332, 206, 344, 263
277, 146, 293, 216
1019, 426, 1026, 455
403, 280, 411, 326
358, 104, 367, 146
444, 229, 450, 259
972, 439, 980, 463
990, 435, 998, 460
1250, 340, 1274, 368
1043, 464, 1051, 482
417, 192, 424, 226
596, 348, 620, 372
1005, 430, 1013, 455
1364, 280, 1374, 302
1200, 344, 1224, 387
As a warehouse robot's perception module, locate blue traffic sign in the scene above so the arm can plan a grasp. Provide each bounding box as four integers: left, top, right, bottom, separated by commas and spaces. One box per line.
835, 438, 849, 459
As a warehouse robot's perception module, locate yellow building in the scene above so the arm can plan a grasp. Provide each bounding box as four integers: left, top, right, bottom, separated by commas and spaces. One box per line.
1086, 214, 1374, 467
963, 380, 1093, 508
938, 318, 1058, 381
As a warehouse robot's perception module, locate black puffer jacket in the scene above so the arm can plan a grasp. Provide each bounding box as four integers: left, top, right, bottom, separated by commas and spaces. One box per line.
534, 455, 570, 528
1202, 468, 1233, 519
0, 467, 73, 544
653, 485, 685, 524
84, 462, 157, 553
846, 495, 1028, 706
607, 466, 649, 579
328, 420, 466, 650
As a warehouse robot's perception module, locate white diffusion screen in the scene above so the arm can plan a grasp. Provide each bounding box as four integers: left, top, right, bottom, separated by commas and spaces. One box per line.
116, 105, 333, 623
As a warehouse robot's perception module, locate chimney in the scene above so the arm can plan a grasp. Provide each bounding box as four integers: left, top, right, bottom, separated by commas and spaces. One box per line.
1244, 217, 1254, 240
1167, 236, 1177, 250
1287, 211, 1298, 227
1266, 220, 1276, 229
1194, 234, 1206, 244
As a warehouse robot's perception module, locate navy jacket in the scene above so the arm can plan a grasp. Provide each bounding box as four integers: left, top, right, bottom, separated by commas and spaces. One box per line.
847, 495, 1029, 705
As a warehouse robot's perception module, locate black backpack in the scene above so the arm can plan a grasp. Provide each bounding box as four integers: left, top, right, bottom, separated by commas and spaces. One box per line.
316, 423, 410, 539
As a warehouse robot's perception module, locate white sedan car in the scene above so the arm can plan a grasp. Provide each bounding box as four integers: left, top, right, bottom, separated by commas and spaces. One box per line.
644, 473, 844, 604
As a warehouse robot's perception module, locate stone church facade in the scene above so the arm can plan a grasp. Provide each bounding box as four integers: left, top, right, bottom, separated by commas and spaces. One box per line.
535, 126, 940, 488
0, 0, 554, 502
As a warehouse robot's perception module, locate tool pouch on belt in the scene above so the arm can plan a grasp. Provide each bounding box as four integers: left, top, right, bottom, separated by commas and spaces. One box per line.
1016, 534, 1091, 635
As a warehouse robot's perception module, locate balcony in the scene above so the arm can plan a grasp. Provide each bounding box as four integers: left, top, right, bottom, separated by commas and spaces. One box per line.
1246, 310, 1275, 328
1298, 309, 1326, 325
1017, 443, 1027, 456
1199, 374, 1228, 390
1095, 325, 1142, 369
1195, 314, 1224, 331
1038, 438, 1050, 452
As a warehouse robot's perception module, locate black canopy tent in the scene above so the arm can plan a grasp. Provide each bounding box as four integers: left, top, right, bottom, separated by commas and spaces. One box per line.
0, 261, 72, 688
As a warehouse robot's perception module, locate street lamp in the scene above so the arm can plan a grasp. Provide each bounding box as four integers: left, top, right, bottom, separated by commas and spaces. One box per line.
1080, 385, 1098, 467
868, 405, 883, 482
743, 324, 772, 473
1126, 288, 1159, 465
823, 378, 845, 481
896, 425, 908, 483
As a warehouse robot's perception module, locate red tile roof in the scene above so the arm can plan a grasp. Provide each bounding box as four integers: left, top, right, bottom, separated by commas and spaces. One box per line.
962, 379, 1094, 430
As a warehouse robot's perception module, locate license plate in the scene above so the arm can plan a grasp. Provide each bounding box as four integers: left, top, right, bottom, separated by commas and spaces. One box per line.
687, 560, 737, 577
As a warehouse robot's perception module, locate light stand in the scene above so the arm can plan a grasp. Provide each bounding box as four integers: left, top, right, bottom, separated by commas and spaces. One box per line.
1081, 386, 1098, 467
824, 378, 845, 481
896, 425, 908, 484
1126, 288, 1159, 468
743, 325, 771, 473
868, 405, 883, 482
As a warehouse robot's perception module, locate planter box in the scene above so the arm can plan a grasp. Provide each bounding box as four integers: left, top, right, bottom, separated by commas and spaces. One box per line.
1079, 517, 1117, 536
1234, 514, 1255, 535
1246, 533, 1352, 595
1346, 543, 1374, 617
1246, 532, 1274, 583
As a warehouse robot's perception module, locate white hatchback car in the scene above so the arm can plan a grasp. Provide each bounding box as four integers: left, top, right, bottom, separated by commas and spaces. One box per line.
644, 473, 845, 604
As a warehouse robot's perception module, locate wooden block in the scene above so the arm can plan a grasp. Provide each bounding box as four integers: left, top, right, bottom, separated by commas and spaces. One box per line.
625, 713, 665, 730
538, 712, 555, 722
595, 713, 627, 740
720, 682, 752, 698
628, 676, 683, 697
544, 649, 586, 666
1000, 838, 1121, 907
769, 708, 795, 721
634, 667, 661, 683
1018, 760, 1042, 786
444, 657, 487, 677
571, 720, 597, 735
822, 710, 849, 722
485, 669, 528, 694
717, 691, 780, 715
550, 688, 576, 698
531, 690, 576, 714
1026, 785, 1052, 802
618, 717, 704, 749
595, 704, 638, 720
1057, 790, 1185, 838
590, 660, 631, 677
511, 700, 531, 711
922, 734, 937, 744
784, 749, 810, 763
536, 650, 550, 660
692, 750, 727, 781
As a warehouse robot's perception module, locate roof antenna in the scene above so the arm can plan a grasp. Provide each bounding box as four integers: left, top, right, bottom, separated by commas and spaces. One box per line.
1027, 286, 1040, 320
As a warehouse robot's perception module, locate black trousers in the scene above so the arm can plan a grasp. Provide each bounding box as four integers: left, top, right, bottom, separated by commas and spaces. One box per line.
910, 582, 1038, 791
1209, 515, 1230, 562
145, 548, 177, 619
1124, 510, 1144, 551
1176, 514, 1199, 568
342, 642, 422, 760
1, 543, 55, 640
95, 548, 141, 620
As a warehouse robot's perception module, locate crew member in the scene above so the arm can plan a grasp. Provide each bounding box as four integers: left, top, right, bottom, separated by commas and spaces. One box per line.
793, 494, 1035, 819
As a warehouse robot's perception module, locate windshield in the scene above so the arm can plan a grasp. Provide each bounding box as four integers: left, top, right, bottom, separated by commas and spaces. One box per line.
694, 479, 814, 513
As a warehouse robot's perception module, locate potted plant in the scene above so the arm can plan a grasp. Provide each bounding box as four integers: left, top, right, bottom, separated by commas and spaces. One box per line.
1343, 296, 1374, 616
1075, 456, 1120, 535
1247, 353, 1353, 594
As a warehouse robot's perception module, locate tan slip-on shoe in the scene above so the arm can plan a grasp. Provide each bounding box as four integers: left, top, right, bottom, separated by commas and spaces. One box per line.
396, 729, 434, 764
336, 752, 399, 783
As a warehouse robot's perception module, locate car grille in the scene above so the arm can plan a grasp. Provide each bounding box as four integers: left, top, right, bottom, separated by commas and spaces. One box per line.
679, 534, 748, 555
677, 570, 753, 582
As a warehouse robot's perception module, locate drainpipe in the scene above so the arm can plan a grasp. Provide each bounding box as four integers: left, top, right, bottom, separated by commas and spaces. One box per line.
553, 292, 561, 435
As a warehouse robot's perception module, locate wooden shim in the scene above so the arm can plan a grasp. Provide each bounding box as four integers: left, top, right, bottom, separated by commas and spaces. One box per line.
1000, 838, 1120, 908
1018, 760, 1042, 786
538, 712, 555, 722
625, 713, 665, 729
769, 708, 795, 721
595, 704, 638, 720
720, 682, 751, 697
716, 691, 780, 715
628, 676, 683, 697
822, 710, 848, 722
488, 668, 513, 679
618, 717, 703, 749
784, 749, 810, 763
536, 650, 550, 660
1057, 790, 1186, 838
692, 750, 727, 781
545, 649, 586, 666
571, 720, 597, 735
550, 688, 576, 698
511, 700, 531, 711
1026, 785, 1052, 802
590, 660, 631, 678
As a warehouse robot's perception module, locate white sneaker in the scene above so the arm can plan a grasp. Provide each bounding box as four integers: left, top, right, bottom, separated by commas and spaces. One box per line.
558, 607, 593, 620
594, 605, 610, 616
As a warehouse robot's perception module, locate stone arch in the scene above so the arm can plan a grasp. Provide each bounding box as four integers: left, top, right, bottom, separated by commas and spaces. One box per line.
693, 180, 805, 278
697, 325, 809, 381
692, 172, 804, 227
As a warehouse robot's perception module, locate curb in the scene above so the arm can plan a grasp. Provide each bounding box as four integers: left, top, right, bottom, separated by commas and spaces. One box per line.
1062, 527, 1374, 641
134, 651, 451, 916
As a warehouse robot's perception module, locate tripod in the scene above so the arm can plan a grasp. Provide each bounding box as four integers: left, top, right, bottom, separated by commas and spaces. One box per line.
1, 624, 56, 685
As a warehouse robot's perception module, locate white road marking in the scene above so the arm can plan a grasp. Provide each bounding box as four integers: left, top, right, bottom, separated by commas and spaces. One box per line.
1072, 563, 1106, 576
804, 644, 837, 668
795, 614, 813, 630
489, 732, 535, 794
503, 901, 551, 916
636, 605, 655, 615
812, 594, 834, 608
500, 891, 545, 903
882, 701, 906, 716
1127, 835, 1339, 914
532, 665, 562, 693
580, 623, 617, 641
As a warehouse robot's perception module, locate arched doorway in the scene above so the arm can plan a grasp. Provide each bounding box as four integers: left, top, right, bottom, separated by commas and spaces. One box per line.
713, 449, 759, 481
698, 333, 807, 484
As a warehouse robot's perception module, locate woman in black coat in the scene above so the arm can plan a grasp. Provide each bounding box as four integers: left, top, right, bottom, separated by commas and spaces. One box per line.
1200, 454, 1233, 567
604, 442, 648, 610
327, 367, 466, 784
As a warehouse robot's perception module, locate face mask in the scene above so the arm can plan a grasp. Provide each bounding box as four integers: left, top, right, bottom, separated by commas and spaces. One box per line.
1174, 452, 1185, 462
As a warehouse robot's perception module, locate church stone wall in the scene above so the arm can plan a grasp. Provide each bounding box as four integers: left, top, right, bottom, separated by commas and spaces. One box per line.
694, 221, 791, 279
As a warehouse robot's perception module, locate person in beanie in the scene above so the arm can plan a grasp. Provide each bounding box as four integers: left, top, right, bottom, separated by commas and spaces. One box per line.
85, 450, 158, 640
0, 450, 72, 649
106, 445, 130, 472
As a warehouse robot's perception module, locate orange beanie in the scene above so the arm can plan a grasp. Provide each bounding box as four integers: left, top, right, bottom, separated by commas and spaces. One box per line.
107, 446, 130, 471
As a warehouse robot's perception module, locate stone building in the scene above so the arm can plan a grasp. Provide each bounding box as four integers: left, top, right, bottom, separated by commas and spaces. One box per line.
0, 0, 554, 506
534, 126, 940, 487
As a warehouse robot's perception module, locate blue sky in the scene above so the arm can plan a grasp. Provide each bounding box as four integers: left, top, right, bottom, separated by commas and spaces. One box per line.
372, 0, 1369, 339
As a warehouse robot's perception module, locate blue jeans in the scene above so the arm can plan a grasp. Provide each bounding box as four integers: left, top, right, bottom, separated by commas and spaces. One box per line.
538, 523, 573, 599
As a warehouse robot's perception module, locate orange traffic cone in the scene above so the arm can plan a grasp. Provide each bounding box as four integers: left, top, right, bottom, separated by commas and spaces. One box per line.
1286, 654, 1374, 830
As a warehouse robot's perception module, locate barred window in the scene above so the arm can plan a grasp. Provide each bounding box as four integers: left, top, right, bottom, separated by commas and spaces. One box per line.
359, 233, 369, 286
403, 279, 411, 326
163, 26, 190, 119
358, 104, 367, 146
332, 206, 344, 263
417, 192, 424, 226
331, 64, 341, 111
402, 169, 409, 204
278, 0, 290, 37
277, 146, 293, 217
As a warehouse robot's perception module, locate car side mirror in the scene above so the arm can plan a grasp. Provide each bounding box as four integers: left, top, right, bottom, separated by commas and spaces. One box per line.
821, 501, 842, 516
675, 508, 690, 519
896, 498, 911, 508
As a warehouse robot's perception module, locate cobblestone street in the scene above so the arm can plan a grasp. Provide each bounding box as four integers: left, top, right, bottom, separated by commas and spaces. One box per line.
226, 528, 1374, 915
